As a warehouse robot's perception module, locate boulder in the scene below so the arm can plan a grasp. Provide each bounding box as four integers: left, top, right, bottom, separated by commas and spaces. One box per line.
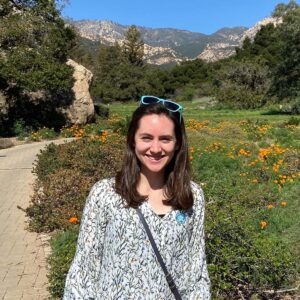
0, 138, 14, 149
62, 59, 95, 125
0, 59, 95, 127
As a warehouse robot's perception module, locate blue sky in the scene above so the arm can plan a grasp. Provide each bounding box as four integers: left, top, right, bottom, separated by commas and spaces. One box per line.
62, 0, 298, 34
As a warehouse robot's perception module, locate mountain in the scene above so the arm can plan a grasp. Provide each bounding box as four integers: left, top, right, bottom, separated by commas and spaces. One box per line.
198, 17, 282, 62
68, 17, 280, 66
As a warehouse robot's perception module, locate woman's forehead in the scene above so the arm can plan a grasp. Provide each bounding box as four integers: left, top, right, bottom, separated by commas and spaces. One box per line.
137, 114, 175, 133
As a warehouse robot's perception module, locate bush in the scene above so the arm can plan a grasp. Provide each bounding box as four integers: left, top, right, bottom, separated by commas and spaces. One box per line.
215, 85, 264, 109
13, 119, 33, 140
28, 127, 57, 141
48, 227, 79, 298
26, 135, 125, 232
280, 99, 300, 115
94, 103, 110, 119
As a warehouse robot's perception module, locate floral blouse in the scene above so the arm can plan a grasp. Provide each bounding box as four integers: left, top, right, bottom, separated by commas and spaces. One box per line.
63, 178, 210, 300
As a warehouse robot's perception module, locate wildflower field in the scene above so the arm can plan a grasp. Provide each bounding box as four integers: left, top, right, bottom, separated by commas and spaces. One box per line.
26, 101, 300, 299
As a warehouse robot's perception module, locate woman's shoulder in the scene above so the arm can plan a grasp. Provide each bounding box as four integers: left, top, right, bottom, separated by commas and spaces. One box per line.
190, 180, 205, 206
92, 177, 116, 193
190, 180, 204, 193
88, 177, 119, 205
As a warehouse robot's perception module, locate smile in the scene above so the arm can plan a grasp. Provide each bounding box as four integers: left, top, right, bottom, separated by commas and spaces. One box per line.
145, 154, 165, 161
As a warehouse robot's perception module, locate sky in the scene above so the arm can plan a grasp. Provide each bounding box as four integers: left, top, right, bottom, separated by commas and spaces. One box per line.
62, 0, 298, 35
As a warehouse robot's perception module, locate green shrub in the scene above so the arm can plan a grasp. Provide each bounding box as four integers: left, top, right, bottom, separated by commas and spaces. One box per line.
48, 227, 79, 298
285, 116, 300, 126
28, 127, 57, 141
94, 103, 110, 119
280, 99, 300, 115
26, 135, 124, 232
13, 119, 33, 140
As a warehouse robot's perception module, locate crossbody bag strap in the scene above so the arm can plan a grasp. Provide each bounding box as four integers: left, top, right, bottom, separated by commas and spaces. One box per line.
136, 208, 182, 300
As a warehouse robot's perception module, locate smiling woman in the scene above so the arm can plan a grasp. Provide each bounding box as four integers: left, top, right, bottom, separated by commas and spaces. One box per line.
63, 96, 211, 300
134, 114, 177, 179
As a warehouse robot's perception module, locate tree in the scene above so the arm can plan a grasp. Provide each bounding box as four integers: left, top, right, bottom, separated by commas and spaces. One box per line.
269, 2, 300, 101
122, 25, 144, 66
0, 0, 76, 132
272, 0, 298, 18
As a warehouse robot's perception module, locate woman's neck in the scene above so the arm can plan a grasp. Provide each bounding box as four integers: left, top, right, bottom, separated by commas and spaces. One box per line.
138, 170, 165, 194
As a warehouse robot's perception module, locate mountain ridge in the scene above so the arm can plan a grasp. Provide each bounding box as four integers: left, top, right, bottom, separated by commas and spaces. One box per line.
68, 17, 281, 65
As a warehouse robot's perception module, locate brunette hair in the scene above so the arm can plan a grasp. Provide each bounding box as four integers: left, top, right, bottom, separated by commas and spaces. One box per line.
115, 103, 193, 209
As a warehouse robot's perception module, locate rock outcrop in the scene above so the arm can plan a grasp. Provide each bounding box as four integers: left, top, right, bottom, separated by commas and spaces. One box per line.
62, 59, 95, 125
198, 43, 237, 62
241, 17, 282, 42
198, 17, 282, 62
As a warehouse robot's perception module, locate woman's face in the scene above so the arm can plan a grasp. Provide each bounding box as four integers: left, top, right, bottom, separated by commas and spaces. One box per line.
134, 114, 177, 176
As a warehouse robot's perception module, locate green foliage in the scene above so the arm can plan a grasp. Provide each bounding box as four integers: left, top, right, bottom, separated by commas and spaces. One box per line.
214, 61, 271, 109
269, 4, 300, 101
0, 0, 76, 134
13, 119, 33, 140
94, 103, 110, 119
272, 0, 298, 18
26, 135, 124, 232
28, 127, 57, 141
122, 25, 144, 66
48, 227, 79, 298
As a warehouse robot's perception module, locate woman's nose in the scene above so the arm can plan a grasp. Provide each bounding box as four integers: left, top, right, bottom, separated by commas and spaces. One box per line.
150, 140, 161, 153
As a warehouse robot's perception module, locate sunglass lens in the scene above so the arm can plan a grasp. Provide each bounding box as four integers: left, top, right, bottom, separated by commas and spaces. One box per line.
164, 101, 180, 112
142, 96, 159, 104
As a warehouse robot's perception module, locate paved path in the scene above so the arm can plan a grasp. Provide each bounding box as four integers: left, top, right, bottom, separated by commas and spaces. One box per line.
0, 139, 72, 300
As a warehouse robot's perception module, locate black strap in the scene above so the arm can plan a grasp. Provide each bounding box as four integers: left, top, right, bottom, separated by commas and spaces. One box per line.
136, 208, 182, 300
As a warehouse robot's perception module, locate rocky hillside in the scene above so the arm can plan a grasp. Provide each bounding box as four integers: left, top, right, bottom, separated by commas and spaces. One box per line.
69, 17, 281, 65
198, 17, 282, 62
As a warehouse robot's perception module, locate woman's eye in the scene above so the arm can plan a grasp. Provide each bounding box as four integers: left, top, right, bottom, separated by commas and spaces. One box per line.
141, 137, 151, 141
161, 138, 172, 143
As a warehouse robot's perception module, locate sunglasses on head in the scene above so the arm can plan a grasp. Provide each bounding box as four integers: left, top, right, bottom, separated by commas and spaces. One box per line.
140, 96, 183, 123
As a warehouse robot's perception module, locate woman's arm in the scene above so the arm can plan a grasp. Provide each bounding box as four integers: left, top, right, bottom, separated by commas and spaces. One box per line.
183, 183, 211, 300
63, 180, 109, 300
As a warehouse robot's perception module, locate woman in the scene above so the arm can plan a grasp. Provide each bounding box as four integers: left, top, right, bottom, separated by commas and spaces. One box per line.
63, 96, 210, 300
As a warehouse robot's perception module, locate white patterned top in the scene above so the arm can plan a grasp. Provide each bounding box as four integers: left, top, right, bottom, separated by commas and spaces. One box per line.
63, 178, 210, 300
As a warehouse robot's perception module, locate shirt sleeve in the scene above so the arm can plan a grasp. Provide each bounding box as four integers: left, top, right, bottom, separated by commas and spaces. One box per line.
183, 183, 211, 300
63, 181, 109, 300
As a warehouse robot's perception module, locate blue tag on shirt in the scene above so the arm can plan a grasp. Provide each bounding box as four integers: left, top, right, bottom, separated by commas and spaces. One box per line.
175, 211, 186, 224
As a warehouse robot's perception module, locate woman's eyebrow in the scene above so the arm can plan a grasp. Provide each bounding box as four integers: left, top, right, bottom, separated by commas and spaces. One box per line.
159, 135, 175, 139
138, 132, 153, 136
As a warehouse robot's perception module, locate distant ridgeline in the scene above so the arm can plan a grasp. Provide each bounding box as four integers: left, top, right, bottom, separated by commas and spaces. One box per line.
67, 17, 281, 66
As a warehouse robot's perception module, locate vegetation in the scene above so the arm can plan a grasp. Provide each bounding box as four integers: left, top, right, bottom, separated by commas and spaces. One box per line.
25, 101, 300, 299
0, 0, 76, 134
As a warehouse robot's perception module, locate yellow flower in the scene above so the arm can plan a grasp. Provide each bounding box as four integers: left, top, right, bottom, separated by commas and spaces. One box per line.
281, 201, 287, 207
267, 204, 274, 209
260, 221, 268, 229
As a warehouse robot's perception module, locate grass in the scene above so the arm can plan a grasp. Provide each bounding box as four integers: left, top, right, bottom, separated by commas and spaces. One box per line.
109, 100, 294, 123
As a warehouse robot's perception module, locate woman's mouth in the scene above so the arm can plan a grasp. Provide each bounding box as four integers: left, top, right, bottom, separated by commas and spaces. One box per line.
145, 154, 165, 161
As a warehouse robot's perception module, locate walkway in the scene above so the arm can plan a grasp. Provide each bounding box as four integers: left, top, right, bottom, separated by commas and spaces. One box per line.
0, 139, 71, 300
